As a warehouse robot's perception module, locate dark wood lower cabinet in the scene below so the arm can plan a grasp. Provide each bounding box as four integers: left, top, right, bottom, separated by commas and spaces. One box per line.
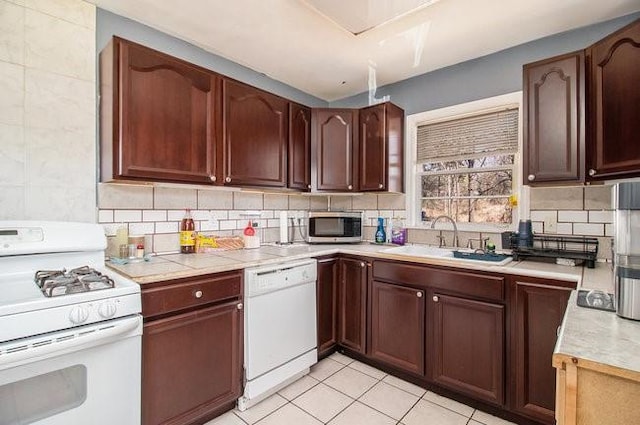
141, 272, 243, 425
369, 280, 425, 376
430, 292, 505, 406
338, 258, 367, 353
317, 257, 338, 357
510, 276, 575, 424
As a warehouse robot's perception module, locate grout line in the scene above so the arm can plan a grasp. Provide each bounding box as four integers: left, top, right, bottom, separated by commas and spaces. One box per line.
231, 410, 250, 425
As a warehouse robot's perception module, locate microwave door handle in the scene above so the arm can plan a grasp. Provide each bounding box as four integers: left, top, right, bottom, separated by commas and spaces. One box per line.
0, 315, 141, 371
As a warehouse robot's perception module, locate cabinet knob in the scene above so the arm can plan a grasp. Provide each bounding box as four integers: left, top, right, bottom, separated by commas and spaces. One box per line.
432, 295, 439, 302
416, 291, 423, 298
194, 290, 203, 299
237, 303, 243, 310
588, 169, 597, 177
307, 184, 311, 189
348, 185, 353, 190
225, 176, 232, 183
378, 183, 384, 189
210, 175, 217, 182
527, 174, 535, 181
360, 262, 365, 268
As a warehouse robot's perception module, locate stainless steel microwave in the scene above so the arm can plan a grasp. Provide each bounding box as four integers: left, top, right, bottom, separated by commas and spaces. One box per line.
305, 211, 363, 244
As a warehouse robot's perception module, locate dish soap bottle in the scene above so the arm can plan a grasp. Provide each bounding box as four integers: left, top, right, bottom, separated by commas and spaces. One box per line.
180, 209, 195, 254
375, 217, 386, 244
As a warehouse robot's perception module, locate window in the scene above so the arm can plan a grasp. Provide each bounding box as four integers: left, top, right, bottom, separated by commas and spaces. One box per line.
406, 93, 522, 229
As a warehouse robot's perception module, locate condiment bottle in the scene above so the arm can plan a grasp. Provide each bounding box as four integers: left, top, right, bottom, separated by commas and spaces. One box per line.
180, 209, 195, 254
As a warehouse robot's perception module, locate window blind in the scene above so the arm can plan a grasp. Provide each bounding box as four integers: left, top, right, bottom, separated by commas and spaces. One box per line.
417, 108, 518, 162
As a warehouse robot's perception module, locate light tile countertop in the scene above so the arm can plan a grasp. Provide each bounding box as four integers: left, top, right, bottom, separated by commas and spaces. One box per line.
107, 242, 606, 288
554, 291, 640, 379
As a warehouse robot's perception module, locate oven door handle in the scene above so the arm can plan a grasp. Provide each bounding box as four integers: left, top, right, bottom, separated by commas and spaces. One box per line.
0, 315, 142, 371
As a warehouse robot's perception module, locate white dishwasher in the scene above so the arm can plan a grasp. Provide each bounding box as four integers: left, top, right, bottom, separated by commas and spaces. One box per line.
238, 259, 318, 411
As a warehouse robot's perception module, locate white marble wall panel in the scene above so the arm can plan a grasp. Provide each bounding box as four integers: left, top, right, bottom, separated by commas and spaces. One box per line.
0, 123, 25, 185
25, 185, 94, 221
25, 0, 94, 28
0, 0, 25, 64
98, 183, 153, 209
24, 68, 94, 132
0, 186, 24, 219
25, 8, 94, 81
0, 61, 24, 126
26, 127, 94, 187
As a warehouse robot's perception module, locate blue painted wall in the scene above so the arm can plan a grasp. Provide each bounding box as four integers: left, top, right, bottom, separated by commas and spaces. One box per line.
96, 8, 328, 107
329, 12, 640, 114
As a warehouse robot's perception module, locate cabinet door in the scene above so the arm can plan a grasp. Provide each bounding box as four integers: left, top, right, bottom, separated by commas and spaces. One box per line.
338, 258, 367, 353
317, 257, 338, 357
102, 38, 217, 184
289, 103, 312, 190
523, 52, 585, 184
359, 104, 386, 191
511, 277, 574, 424
142, 301, 242, 425
369, 280, 425, 376
312, 109, 357, 192
358, 103, 405, 192
222, 79, 287, 187
430, 293, 505, 406
587, 19, 640, 179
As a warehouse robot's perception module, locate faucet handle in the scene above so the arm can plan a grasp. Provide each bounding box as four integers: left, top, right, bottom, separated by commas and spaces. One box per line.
436, 234, 446, 248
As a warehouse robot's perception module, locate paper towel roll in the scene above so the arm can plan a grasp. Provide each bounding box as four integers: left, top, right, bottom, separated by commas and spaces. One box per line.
279, 211, 288, 244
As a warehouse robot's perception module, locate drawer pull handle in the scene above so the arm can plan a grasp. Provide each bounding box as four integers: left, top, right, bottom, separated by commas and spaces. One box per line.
194, 290, 203, 299
416, 291, 423, 298
237, 303, 243, 310
432, 295, 439, 302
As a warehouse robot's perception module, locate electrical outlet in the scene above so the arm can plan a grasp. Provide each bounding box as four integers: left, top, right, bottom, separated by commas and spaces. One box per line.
544, 214, 557, 233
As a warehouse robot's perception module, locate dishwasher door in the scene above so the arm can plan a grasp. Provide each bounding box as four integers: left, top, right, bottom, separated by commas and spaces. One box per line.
245, 280, 317, 380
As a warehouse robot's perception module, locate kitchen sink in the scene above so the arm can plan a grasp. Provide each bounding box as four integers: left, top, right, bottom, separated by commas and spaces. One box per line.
382, 245, 455, 258
383, 245, 513, 266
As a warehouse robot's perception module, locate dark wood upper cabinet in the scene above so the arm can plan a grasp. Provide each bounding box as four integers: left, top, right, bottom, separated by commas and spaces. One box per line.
312, 109, 358, 192
510, 276, 575, 425
586, 18, 640, 180
359, 103, 404, 192
429, 292, 505, 407
368, 280, 425, 376
338, 257, 367, 353
221, 79, 288, 187
317, 257, 339, 358
523, 51, 585, 185
289, 103, 312, 190
100, 37, 218, 184
141, 272, 243, 425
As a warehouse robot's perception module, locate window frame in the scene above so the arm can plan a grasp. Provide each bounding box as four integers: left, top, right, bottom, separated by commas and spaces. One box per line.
405, 91, 526, 232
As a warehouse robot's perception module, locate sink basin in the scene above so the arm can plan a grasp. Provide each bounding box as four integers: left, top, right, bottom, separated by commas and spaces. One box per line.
382, 245, 513, 266
382, 245, 454, 258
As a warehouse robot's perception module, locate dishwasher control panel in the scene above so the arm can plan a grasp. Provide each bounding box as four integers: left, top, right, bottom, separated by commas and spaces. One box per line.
244, 259, 317, 297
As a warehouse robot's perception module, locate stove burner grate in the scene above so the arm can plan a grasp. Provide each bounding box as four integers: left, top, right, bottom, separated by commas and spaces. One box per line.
34, 266, 115, 297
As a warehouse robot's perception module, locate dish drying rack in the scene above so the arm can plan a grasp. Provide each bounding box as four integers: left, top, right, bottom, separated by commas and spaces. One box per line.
509, 234, 599, 268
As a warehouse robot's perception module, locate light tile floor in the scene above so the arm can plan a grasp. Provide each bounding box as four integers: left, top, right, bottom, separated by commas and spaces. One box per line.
206, 353, 517, 425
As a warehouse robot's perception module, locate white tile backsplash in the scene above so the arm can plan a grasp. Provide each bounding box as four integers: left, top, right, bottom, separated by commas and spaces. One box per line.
573, 223, 604, 236
114, 209, 141, 223
558, 210, 588, 223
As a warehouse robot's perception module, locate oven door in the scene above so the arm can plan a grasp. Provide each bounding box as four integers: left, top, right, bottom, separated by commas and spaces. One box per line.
0, 315, 142, 425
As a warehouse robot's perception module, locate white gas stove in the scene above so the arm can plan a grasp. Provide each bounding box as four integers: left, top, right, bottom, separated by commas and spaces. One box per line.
0, 221, 142, 425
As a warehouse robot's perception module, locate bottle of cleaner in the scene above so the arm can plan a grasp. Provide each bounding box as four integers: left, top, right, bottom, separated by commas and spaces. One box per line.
375, 217, 386, 244
180, 209, 195, 254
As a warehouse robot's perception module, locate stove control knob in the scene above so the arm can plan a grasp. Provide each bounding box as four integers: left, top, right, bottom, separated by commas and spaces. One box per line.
98, 301, 117, 319
69, 305, 90, 324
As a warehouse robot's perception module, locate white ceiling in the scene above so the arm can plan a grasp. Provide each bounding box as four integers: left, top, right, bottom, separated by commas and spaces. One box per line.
93, 0, 640, 101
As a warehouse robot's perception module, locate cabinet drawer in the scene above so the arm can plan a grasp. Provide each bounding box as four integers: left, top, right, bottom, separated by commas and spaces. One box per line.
373, 260, 504, 302
142, 272, 242, 318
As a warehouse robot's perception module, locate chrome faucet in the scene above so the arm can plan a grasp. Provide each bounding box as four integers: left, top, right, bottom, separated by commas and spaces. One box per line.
430, 215, 459, 248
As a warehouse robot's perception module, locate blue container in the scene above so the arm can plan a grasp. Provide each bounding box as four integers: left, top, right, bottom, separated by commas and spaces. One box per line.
375, 217, 386, 244
517, 220, 533, 247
